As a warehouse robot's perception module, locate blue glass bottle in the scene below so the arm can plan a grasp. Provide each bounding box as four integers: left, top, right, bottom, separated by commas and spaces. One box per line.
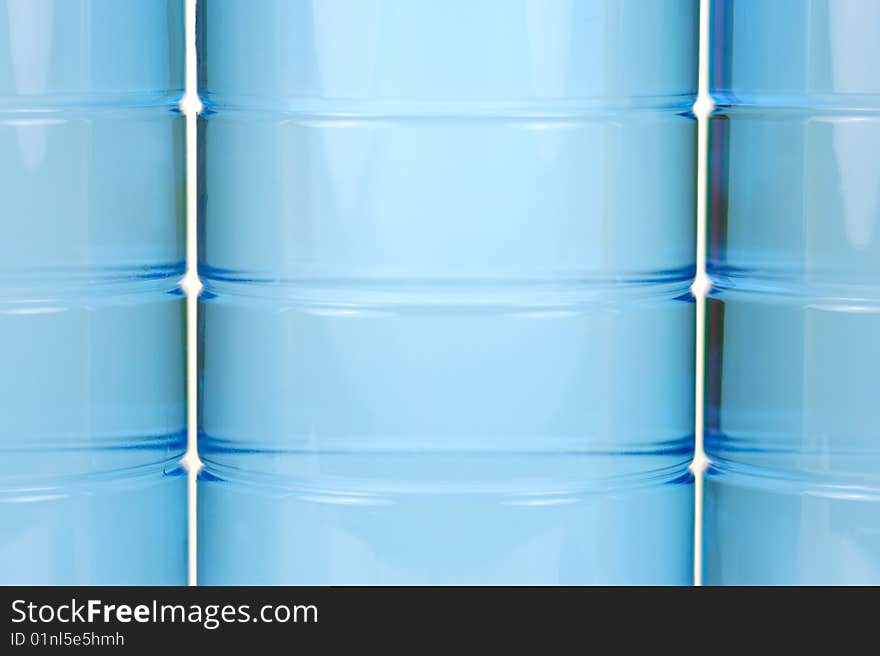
705, 0, 880, 584
0, 0, 187, 584
198, 0, 698, 585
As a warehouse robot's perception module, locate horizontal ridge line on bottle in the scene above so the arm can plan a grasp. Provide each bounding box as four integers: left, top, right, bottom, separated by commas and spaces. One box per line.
197, 283, 695, 310
0, 456, 187, 497
0, 268, 186, 302
0, 90, 185, 112
709, 91, 880, 112
196, 94, 698, 118
707, 269, 880, 301
0, 431, 186, 453
198, 267, 694, 293
705, 429, 880, 459
705, 460, 880, 498
198, 459, 694, 498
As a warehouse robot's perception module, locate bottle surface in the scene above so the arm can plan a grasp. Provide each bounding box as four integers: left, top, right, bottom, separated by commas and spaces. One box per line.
0, 0, 187, 584
198, 0, 698, 585
706, 0, 880, 584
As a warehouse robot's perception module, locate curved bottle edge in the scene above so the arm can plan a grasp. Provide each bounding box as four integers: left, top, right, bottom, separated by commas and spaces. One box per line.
706, 269, 880, 302
0, 456, 188, 499
704, 460, 880, 501
196, 277, 697, 314
0, 267, 187, 304
196, 93, 699, 117
709, 96, 880, 115
199, 431, 696, 462
197, 458, 695, 500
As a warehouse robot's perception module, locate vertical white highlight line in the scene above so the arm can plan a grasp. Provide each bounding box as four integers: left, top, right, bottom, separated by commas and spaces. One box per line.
693, 0, 714, 587
182, 0, 203, 588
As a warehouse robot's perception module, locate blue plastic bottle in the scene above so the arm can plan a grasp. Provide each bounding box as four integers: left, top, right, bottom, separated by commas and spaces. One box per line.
198, 0, 698, 585
0, 0, 187, 584
705, 0, 880, 584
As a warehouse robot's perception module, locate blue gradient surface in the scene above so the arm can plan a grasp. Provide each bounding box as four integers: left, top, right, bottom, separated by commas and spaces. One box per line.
706, 0, 880, 585
0, 0, 187, 585
198, 0, 698, 585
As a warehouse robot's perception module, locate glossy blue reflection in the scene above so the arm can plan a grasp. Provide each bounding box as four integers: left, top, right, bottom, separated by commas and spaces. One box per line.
198, 0, 698, 585
706, 0, 880, 585
0, 0, 187, 585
